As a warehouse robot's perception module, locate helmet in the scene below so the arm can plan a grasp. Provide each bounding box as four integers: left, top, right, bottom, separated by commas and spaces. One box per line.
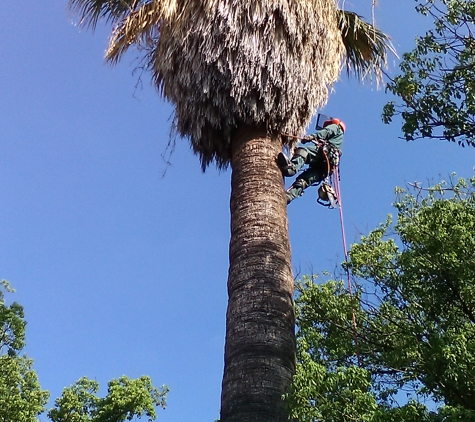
323, 118, 346, 133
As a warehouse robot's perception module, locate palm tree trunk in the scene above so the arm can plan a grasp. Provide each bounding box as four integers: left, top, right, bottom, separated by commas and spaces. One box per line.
220, 127, 295, 422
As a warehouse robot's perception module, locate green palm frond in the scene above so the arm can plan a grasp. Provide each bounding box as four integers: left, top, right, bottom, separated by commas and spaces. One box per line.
338, 10, 396, 83
69, 0, 139, 29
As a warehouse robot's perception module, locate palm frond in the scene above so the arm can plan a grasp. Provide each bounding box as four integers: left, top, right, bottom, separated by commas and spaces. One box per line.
106, 0, 178, 63
338, 10, 396, 83
69, 0, 346, 169
68, 0, 139, 30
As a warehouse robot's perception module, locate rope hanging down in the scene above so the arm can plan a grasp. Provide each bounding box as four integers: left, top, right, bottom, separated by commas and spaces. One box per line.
332, 165, 361, 366
280, 130, 361, 362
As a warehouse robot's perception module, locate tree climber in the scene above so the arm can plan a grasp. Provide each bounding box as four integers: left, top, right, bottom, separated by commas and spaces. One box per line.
278, 118, 345, 204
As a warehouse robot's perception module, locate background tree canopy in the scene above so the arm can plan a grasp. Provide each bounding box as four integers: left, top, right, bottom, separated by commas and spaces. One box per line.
383, 0, 475, 147
287, 176, 475, 421
0, 280, 49, 422
0, 283, 168, 422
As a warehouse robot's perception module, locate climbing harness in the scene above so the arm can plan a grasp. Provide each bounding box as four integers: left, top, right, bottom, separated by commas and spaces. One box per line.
314, 142, 340, 208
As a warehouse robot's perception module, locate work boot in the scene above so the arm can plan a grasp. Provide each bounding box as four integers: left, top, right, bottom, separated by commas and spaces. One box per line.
277, 152, 296, 177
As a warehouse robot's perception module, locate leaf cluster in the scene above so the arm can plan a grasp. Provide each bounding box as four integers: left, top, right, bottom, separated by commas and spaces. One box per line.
0, 281, 49, 422
0, 355, 50, 422
49, 376, 168, 422
0, 279, 26, 356
288, 177, 475, 421
287, 277, 377, 422
0, 282, 168, 422
383, 0, 475, 147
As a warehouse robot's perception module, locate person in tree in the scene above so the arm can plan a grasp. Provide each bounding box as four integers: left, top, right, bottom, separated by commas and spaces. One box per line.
278, 118, 345, 204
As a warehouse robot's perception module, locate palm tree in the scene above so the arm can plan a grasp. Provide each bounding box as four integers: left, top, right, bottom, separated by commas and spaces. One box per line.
68, 1, 392, 421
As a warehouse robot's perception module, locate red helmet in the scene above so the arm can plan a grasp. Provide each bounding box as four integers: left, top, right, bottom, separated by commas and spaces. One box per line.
323, 118, 346, 133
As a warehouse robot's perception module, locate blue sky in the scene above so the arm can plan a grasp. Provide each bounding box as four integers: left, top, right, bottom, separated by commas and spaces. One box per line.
1, 1, 473, 421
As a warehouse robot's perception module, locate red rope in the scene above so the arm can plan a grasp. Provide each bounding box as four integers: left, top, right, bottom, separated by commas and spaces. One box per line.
280, 133, 362, 364
333, 166, 361, 366
281, 132, 306, 141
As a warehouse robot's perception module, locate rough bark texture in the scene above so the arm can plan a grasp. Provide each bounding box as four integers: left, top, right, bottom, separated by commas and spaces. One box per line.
220, 127, 295, 422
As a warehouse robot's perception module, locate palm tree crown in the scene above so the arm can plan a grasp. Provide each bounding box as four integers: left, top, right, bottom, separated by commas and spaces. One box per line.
71, 0, 348, 169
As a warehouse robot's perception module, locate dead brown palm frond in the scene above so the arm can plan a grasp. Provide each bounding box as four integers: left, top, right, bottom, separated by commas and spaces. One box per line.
69, 0, 345, 169
69, 0, 139, 30
338, 10, 396, 83
106, 0, 179, 64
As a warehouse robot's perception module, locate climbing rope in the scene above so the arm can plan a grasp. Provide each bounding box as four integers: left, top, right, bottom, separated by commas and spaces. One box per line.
333, 166, 361, 366
280, 131, 361, 362
281, 132, 306, 141
317, 143, 330, 178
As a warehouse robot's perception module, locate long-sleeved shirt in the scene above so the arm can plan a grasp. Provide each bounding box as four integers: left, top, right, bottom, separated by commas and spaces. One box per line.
309, 123, 344, 151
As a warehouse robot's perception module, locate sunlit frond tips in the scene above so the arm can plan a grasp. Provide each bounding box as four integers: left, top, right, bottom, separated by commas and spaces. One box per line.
338, 10, 396, 83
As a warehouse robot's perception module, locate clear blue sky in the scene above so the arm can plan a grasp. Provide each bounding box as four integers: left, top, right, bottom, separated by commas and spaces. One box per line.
0, 1, 473, 421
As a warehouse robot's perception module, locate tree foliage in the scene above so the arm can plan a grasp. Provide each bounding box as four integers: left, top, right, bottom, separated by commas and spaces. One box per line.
49, 376, 168, 422
0, 355, 50, 422
0, 283, 168, 422
0, 279, 26, 355
0, 281, 49, 422
288, 176, 475, 421
383, 0, 475, 147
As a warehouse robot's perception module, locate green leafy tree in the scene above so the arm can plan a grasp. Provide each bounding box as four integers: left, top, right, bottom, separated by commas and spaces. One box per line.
288, 176, 475, 421
49, 376, 168, 422
0, 355, 50, 422
383, 0, 475, 147
0, 279, 26, 355
0, 281, 49, 422
67, 1, 393, 420
0, 283, 167, 422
